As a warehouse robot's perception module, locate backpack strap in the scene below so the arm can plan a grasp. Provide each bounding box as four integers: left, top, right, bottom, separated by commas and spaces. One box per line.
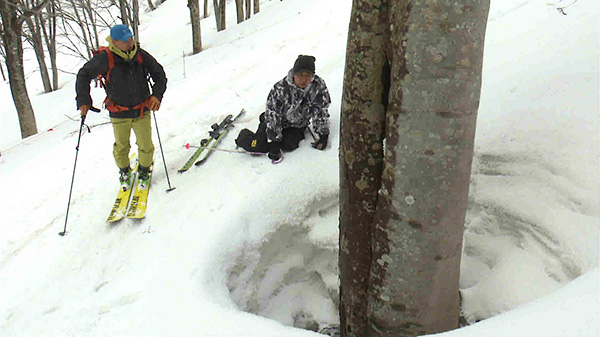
104, 48, 115, 85
98, 47, 141, 86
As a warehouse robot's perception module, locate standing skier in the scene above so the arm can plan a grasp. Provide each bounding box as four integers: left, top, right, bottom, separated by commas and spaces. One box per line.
75, 24, 167, 185
235, 55, 331, 162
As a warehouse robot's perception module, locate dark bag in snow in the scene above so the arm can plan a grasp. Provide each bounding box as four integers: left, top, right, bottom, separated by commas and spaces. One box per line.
235, 128, 269, 153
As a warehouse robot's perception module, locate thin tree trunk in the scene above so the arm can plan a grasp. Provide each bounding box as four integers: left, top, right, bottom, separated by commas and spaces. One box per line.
25, 13, 52, 93
188, 0, 202, 54
0, 63, 6, 81
0, 0, 38, 138
147, 0, 155, 11
40, 0, 58, 90
203, 0, 208, 18
245, 0, 251, 19
213, 0, 225, 31
119, 0, 129, 25
131, 0, 139, 39
68, 0, 93, 58
235, 0, 244, 24
81, 0, 100, 49
253, 0, 259, 14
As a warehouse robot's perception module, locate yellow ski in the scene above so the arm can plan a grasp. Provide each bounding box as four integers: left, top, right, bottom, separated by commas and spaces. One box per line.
106, 155, 138, 223
126, 164, 153, 219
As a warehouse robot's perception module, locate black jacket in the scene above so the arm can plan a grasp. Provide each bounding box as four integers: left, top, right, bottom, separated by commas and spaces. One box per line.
76, 48, 167, 118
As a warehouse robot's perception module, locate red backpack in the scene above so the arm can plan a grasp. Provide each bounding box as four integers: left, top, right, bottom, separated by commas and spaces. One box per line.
92, 47, 149, 114
93, 46, 143, 88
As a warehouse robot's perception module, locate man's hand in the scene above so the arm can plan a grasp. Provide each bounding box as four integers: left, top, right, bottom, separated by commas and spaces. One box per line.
79, 105, 89, 116
148, 96, 161, 111
313, 134, 328, 151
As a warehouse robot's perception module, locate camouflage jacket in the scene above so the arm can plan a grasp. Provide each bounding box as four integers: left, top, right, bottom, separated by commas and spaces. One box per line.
265, 70, 331, 142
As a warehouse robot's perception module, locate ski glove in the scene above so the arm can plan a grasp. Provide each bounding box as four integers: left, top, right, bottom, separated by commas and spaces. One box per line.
313, 134, 328, 151
268, 142, 282, 161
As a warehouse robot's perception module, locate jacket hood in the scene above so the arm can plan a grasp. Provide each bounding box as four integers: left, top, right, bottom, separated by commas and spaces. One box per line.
105, 35, 138, 61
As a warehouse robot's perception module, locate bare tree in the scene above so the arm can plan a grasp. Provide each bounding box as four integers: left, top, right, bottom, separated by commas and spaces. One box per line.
118, 0, 128, 24
340, 1, 490, 337
234, 0, 244, 24
253, 0, 258, 14
0, 62, 6, 81
203, 0, 208, 18
0, 25, 7, 81
0, 0, 48, 138
212, 0, 225, 31
40, 0, 58, 90
187, 0, 201, 54
23, 0, 52, 93
244, 0, 250, 19
56, 0, 116, 61
117, 0, 139, 41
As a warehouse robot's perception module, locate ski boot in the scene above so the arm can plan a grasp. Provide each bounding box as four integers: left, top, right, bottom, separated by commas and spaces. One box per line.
138, 165, 152, 189
119, 166, 132, 191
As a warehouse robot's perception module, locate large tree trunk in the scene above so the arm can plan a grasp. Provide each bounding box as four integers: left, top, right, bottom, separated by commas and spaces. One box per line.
188, 0, 202, 54
340, 0, 490, 336
0, 0, 39, 138
339, 1, 388, 336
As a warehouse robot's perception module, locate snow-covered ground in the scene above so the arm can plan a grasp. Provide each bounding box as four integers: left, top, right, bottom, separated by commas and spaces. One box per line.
0, 0, 598, 336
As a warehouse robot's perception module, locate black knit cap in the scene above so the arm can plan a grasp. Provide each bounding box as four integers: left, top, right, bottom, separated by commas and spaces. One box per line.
293, 55, 316, 74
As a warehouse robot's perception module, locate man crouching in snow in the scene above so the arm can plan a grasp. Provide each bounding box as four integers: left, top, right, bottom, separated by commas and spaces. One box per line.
235, 55, 331, 163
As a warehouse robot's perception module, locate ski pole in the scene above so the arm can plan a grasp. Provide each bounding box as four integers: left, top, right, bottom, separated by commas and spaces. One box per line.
153, 111, 176, 192
307, 126, 317, 141
184, 143, 267, 156
60, 115, 90, 236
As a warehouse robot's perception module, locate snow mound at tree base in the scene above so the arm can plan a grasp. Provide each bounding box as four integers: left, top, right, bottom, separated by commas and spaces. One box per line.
226, 195, 340, 332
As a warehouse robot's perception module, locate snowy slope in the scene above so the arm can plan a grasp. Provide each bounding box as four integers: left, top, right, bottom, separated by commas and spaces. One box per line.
0, 0, 598, 336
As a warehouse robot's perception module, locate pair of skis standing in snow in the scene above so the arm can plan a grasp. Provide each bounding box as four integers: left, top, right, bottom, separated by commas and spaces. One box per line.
69, 24, 332, 228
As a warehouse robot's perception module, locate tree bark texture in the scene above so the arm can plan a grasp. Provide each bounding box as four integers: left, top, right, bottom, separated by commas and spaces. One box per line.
339, 1, 389, 336
244, 0, 251, 19
340, 0, 490, 336
43, 0, 59, 90
213, 0, 225, 31
118, 0, 129, 25
235, 0, 244, 23
0, 0, 39, 138
24, 12, 52, 93
188, 0, 202, 54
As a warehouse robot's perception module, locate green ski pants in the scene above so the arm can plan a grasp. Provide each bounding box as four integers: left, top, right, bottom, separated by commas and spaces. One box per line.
111, 113, 154, 169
